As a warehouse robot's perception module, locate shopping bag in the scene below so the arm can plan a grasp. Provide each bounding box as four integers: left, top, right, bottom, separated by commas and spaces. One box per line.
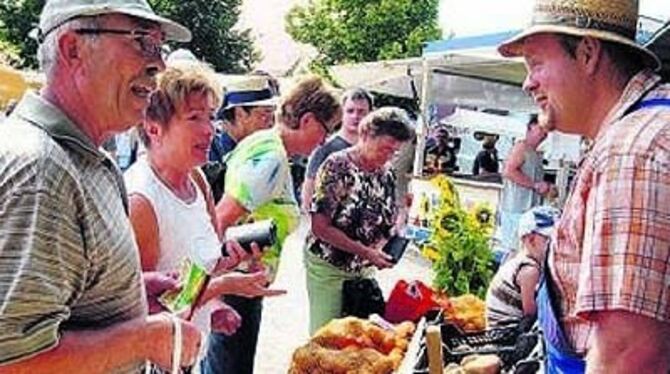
384, 280, 440, 323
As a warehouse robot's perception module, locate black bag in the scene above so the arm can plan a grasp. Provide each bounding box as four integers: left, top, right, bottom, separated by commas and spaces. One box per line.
341, 278, 386, 319
201, 161, 227, 203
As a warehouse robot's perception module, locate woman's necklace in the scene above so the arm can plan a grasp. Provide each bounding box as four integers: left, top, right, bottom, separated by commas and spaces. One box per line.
150, 163, 196, 202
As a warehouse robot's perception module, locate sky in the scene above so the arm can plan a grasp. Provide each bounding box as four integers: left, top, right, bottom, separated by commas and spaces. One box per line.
440, 0, 670, 37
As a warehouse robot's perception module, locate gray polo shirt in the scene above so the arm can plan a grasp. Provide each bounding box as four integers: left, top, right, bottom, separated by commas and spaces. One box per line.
306, 134, 352, 179
0, 92, 146, 372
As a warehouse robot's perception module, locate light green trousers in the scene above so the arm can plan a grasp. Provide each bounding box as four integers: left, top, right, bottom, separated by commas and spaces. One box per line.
304, 249, 371, 335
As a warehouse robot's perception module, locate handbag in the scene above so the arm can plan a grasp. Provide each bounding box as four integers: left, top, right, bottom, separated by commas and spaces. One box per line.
341, 277, 385, 319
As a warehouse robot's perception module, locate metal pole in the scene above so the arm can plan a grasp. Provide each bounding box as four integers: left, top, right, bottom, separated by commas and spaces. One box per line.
412, 57, 431, 177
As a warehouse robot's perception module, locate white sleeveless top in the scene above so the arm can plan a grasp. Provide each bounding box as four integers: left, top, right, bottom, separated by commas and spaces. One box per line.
124, 156, 221, 333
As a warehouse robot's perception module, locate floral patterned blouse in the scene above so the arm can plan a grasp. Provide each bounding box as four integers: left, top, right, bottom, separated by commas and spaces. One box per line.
307, 149, 397, 273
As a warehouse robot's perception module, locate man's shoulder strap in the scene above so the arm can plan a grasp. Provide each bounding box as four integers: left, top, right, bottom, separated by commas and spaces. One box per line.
191, 168, 221, 239
629, 98, 670, 112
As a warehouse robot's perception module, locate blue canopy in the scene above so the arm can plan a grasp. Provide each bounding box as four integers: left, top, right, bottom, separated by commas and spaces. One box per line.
423, 30, 521, 55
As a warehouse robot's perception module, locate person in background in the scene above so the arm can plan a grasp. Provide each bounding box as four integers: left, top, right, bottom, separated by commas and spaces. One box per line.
494, 115, 551, 262
115, 128, 140, 170
0, 0, 202, 372
209, 76, 277, 164
300, 88, 373, 211
486, 206, 560, 329
101, 135, 117, 161
472, 133, 500, 176
423, 125, 458, 175
306, 107, 415, 334
204, 76, 278, 202
125, 62, 285, 365
499, 0, 670, 371
207, 75, 341, 374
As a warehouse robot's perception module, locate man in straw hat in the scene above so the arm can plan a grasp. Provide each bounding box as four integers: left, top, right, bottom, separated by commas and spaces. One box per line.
499, 0, 670, 372
0, 1, 202, 372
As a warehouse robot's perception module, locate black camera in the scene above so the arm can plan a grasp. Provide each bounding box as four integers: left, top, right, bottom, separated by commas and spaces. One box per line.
222, 219, 277, 255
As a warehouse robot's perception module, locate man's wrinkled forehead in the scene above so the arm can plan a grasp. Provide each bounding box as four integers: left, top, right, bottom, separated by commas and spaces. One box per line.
519, 33, 564, 58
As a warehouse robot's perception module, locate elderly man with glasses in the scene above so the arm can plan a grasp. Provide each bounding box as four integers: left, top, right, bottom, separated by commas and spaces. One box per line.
0, 1, 202, 373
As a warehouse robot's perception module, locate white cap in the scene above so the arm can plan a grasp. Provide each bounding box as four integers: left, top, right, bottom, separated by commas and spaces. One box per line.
38, 0, 191, 42
518, 205, 561, 239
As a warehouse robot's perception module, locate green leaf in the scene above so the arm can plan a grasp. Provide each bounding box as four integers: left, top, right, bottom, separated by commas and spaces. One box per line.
427, 175, 495, 298
286, 0, 441, 65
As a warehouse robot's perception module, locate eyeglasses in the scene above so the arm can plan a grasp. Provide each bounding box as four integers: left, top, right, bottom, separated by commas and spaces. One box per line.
316, 119, 331, 135
74, 28, 165, 59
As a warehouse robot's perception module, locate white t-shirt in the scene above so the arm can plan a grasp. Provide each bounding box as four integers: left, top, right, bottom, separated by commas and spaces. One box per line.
125, 156, 221, 333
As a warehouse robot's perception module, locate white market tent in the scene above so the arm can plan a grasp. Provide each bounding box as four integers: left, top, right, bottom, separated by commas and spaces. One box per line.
329, 30, 537, 114
647, 21, 670, 81
328, 30, 550, 176
442, 107, 527, 139
442, 107, 582, 174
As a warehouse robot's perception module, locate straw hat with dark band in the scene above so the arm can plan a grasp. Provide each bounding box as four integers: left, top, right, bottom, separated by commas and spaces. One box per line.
498, 0, 660, 71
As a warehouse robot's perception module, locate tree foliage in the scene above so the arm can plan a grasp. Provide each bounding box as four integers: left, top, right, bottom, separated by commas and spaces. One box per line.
286, 0, 441, 66
0, 0, 42, 68
0, 0, 258, 73
149, 0, 258, 73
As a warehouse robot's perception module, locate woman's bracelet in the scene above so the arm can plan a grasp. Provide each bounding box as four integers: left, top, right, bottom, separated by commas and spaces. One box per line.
171, 314, 182, 374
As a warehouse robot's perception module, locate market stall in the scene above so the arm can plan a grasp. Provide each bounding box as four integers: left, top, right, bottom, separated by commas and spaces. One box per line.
287, 20, 670, 374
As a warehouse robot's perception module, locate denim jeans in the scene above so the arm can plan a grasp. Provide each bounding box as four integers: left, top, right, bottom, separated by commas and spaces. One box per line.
201, 295, 263, 374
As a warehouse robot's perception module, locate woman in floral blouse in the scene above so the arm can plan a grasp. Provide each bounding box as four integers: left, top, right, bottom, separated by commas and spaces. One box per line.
305, 107, 415, 333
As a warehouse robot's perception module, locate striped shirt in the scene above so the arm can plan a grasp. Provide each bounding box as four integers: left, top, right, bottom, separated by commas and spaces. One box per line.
551, 70, 670, 354
486, 255, 541, 327
0, 93, 147, 372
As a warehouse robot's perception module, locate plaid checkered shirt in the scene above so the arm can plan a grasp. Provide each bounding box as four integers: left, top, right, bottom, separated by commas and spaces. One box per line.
550, 69, 670, 354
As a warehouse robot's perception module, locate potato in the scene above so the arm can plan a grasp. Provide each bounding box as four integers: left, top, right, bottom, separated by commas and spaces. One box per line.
460, 354, 501, 374
444, 363, 466, 374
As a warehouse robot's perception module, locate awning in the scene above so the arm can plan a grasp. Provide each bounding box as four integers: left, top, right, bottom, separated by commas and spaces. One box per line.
0, 65, 28, 107
441, 107, 527, 138
328, 52, 536, 113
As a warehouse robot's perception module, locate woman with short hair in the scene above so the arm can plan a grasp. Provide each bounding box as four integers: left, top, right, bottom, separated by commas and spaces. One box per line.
124, 62, 283, 352
306, 107, 415, 333
206, 75, 341, 374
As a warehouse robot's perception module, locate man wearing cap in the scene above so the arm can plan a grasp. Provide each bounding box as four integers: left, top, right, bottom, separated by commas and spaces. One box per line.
422, 125, 458, 175
499, 0, 670, 372
472, 133, 500, 176
0, 1, 201, 372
